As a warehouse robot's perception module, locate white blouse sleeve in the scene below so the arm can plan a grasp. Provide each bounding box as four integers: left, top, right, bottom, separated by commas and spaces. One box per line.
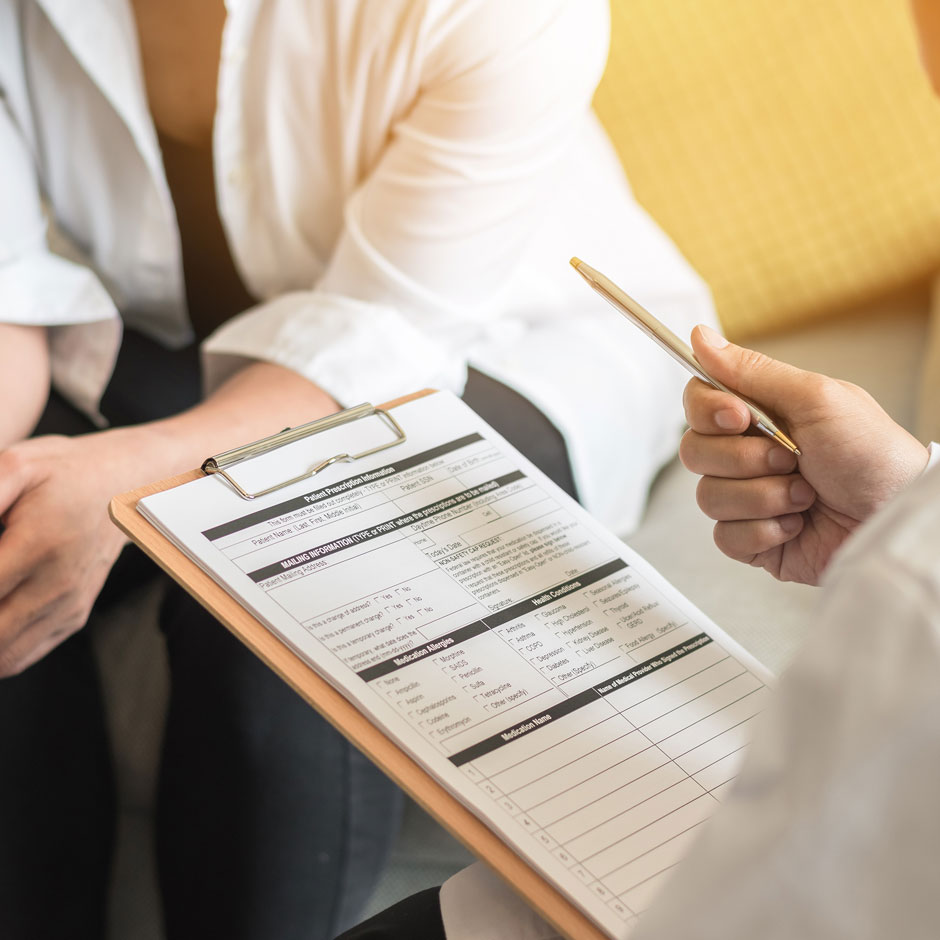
202, 0, 610, 407
0, 98, 116, 331
0, 96, 121, 420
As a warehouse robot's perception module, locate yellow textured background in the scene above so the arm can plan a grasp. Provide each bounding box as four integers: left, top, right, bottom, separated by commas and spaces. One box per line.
594, 0, 940, 338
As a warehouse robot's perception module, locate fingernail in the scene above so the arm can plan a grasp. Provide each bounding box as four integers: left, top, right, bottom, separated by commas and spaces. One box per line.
715, 408, 743, 430
789, 477, 814, 506
698, 324, 728, 349
768, 447, 795, 472
779, 513, 803, 535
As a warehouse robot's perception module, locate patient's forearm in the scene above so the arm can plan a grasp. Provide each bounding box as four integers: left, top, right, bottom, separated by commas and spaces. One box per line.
104, 360, 342, 486
0, 323, 51, 447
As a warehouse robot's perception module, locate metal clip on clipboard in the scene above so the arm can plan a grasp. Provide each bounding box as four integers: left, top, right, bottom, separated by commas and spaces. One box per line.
201, 403, 407, 500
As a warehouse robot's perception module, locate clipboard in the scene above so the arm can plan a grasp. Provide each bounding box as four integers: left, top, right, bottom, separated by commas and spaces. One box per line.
110, 389, 608, 940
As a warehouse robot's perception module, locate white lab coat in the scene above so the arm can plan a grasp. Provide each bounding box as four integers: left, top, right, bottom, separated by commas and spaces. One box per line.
0, 0, 716, 534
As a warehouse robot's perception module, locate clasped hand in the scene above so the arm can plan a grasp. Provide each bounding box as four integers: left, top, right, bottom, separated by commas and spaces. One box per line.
680, 325, 929, 585
0, 432, 132, 676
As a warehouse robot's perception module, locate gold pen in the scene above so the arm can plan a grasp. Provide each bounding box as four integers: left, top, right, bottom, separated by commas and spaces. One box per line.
570, 257, 801, 457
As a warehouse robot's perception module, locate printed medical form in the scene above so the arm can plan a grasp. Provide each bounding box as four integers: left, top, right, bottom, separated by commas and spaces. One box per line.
139, 392, 772, 937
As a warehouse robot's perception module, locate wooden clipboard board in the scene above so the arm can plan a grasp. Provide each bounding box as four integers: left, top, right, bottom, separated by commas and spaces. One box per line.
109, 389, 608, 940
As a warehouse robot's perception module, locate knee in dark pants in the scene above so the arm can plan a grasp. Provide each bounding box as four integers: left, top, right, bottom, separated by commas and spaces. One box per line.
0, 629, 116, 940
156, 585, 405, 939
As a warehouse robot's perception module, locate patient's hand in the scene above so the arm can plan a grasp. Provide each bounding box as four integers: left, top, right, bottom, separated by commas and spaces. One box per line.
0, 360, 341, 677
679, 325, 928, 585
0, 432, 133, 676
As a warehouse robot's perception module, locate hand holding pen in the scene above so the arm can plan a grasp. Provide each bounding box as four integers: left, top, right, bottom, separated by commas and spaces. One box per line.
571, 257, 929, 586
680, 325, 928, 584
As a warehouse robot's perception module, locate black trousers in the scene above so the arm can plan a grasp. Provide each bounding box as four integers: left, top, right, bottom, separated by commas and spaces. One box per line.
0, 331, 575, 940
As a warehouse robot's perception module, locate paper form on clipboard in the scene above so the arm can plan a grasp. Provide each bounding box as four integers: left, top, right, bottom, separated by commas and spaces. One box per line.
133, 389, 772, 938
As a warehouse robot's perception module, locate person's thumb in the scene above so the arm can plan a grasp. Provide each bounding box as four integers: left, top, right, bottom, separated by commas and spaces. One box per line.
690, 325, 811, 416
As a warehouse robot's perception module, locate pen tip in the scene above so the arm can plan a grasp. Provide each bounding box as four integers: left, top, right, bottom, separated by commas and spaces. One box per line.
570, 256, 583, 270
771, 428, 801, 457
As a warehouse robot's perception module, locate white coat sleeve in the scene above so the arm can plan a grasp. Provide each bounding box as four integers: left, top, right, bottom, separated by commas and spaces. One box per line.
633, 468, 940, 940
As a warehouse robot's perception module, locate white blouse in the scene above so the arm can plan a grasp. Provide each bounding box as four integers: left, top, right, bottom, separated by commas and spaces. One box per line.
0, 0, 717, 534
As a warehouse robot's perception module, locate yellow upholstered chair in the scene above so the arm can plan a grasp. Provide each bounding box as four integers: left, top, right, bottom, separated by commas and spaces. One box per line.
594, 0, 940, 340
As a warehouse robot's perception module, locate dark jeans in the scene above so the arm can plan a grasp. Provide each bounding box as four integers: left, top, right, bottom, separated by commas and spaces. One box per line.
0, 331, 575, 940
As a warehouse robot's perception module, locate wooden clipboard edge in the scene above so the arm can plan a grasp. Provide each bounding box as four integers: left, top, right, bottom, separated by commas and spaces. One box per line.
109, 389, 608, 940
